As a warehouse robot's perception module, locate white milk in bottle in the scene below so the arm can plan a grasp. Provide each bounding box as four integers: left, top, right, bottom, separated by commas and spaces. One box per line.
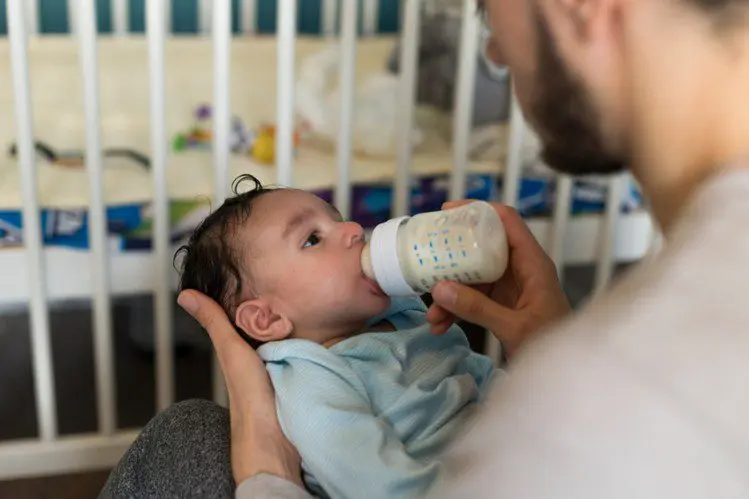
361, 201, 508, 296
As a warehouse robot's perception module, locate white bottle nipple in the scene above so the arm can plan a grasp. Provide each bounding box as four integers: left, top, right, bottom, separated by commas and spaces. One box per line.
361, 245, 375, 280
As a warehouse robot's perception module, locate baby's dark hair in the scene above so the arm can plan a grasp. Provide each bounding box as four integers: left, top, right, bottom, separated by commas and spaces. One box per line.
175, 174, 276, 348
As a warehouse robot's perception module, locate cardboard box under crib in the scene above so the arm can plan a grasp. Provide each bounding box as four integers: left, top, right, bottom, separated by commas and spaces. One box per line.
0, 201, 207, 251
0, 205, 145, 249
498, 174, 643, 217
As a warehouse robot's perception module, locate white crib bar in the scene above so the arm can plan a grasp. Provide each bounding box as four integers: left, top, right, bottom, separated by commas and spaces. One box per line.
334, 0, 358, 219
241, 0, 256, 34
276, 0, 297, 187
212, 0, 232, 407
212, 0, 232, 202
449, 0, 479, 202
549, 175, 573, 278
594, 174, 628, 293
485, 88, 526, 364
503, 89, 525, 208
164, 0, 172, 34
363, 0, 379, 36
323, 0, 338, 36
79, 0, 117, 435
113, 0, 128, 36
147, 0, 175, 412
25, 0, 38, 36
67, 0, 78, 34
7, 0, 58, 441
200, 0, 212, 34
394, 0, 420, 218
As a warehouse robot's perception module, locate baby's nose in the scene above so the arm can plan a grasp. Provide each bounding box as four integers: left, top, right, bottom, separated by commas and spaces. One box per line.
341, 221, 364, 247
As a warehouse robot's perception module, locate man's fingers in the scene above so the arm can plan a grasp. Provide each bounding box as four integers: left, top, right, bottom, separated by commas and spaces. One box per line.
426, 304, 453, 324
442, 202, 552, 289
431, 281, 513, 333
430, 320, 453, 335
494, 206, 555, 289
494, 205, 544, 255
178, 290, 242, 353
442, 199, 478, 211
426, 304, 456, 335
179, 290, 270, 406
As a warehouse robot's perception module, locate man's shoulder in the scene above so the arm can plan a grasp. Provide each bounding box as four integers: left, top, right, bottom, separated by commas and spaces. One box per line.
438, 170, 749, 498
510, 169, 749, 451
589, 167, 749, 339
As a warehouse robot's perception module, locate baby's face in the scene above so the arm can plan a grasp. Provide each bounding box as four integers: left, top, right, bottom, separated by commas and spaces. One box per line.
243, 190, 390, 342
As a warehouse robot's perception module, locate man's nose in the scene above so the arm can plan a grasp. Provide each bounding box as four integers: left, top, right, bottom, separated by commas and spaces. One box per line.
341, 221, 365, 248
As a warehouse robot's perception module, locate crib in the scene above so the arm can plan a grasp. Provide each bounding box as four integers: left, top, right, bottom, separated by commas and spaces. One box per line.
0, 0, 656, 481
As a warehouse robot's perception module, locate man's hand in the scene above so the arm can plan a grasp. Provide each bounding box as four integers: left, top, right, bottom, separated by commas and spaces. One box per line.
485, 36, 506, 67
426, 201, 571, 358
178, 290, 303, 488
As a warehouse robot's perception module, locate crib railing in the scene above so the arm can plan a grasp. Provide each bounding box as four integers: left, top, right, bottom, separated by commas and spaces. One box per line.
0, 0, 655, 481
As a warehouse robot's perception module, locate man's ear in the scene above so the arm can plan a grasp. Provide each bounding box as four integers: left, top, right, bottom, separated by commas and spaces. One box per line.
235, 299, 293, 343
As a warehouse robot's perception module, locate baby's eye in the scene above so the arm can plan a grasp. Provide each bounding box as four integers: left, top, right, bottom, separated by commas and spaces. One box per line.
302, 232, 321, 248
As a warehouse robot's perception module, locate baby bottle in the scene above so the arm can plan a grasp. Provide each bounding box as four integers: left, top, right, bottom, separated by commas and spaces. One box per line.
361, 201, 508, 296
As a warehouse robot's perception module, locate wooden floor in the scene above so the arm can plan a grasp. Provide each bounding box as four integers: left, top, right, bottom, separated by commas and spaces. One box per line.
0, 470, 111, 499
0, 294, 214, 497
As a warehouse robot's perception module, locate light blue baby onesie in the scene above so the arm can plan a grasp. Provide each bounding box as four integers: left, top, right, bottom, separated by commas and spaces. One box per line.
258, 297, 498, 499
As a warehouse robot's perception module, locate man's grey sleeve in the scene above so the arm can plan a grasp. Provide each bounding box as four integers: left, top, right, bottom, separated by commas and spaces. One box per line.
236, 474, 313, 499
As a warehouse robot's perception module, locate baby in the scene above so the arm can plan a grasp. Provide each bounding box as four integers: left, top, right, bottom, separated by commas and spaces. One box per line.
178, 175, 499, 498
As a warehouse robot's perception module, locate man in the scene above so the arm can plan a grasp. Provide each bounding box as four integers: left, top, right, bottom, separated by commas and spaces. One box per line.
430, 1, 749, 497
104, 1, 749, 497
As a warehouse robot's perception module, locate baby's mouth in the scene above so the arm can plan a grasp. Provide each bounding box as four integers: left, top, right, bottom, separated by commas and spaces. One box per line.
359, 242, 385, 296
362, 273, 386, 297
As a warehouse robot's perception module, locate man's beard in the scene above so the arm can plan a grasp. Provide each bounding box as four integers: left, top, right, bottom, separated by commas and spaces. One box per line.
530, 16, 626, 176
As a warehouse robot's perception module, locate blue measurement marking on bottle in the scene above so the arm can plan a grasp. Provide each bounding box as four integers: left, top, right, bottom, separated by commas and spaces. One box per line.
430, 241, 433, 248
433, 256, 438, 263
458, 236, 462, 243
413, 244, 418, 251
448, 253, 452, 259
462, 250, 467, 257
419, 258, 423, 266
444, 238, 448, 244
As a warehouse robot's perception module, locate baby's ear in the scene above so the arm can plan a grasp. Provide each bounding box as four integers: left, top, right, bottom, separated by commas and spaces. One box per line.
235, 299, 293, 343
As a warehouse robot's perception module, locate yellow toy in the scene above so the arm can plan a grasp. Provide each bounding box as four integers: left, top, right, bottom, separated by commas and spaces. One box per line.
251, 130, 276, 164
250, 124, 305, 164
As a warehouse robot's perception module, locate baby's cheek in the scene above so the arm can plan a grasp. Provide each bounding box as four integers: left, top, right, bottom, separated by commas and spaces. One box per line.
300, 271, 345, 302
321, 275, 358, 306
290, 261, 357, 307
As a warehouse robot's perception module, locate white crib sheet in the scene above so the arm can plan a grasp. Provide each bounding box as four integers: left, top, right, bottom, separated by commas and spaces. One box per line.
0, 136, 515, 209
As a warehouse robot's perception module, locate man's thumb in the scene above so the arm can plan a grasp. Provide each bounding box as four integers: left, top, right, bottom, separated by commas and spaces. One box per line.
178, 290, 225, 338
431, 281, 502, 331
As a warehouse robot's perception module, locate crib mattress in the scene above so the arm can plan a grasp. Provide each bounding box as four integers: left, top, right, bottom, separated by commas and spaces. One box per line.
0, 35, 541, 210
0, 118, 528, 211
